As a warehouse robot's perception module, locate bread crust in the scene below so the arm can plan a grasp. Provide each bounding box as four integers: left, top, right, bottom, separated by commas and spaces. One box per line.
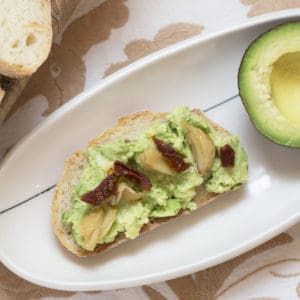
52, 109, 231, 257
0, 87, 5, 104
0, 0, 52, 77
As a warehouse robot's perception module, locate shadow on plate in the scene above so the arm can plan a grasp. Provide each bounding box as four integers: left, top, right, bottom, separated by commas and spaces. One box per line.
55, 187, 246, 268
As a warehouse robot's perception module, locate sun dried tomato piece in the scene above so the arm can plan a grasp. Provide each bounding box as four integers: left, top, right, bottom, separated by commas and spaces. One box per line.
152, 136, 190, 173
81, 190, 98, 206
81, 174, 118, 206
220, 144, 235, 168
114, 161, 152, 191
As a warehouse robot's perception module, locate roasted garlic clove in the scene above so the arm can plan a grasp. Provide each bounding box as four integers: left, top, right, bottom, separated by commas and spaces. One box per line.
182, 122, 216, 174
79, 207, 117, 251
110, 183, 145, 205
139, 147, 176, 176
97, 206, 117, 241
79, 207, 105, 251
118, 183, 145, 201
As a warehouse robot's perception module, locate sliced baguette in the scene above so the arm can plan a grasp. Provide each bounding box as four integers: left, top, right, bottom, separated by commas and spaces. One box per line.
52, 109, 232, 257
0, 0, 52, 77
0, 87, 5, 104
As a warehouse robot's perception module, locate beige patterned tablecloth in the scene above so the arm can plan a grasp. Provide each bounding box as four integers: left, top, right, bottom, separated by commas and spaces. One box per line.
1, 1, 300, 299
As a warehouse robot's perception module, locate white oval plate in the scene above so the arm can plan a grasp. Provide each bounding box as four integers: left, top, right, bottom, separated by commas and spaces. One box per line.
1, 12, 300, 291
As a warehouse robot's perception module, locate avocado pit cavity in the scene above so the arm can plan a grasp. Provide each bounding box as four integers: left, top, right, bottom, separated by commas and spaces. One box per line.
271, 51, 300, 124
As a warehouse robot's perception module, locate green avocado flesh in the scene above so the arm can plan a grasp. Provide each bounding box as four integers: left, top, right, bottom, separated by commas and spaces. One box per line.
239, 22, 300, 147
62, 107, 248, 250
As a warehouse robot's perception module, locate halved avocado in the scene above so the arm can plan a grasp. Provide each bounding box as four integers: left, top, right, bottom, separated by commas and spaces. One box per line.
239, 22, 300, 148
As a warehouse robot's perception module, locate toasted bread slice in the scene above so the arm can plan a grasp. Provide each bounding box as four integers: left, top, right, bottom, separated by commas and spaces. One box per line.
52, 109, 234, 257
0, 0, 52, 77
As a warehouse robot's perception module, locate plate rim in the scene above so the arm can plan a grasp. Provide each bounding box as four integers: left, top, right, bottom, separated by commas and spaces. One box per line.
1, 211, 300, 291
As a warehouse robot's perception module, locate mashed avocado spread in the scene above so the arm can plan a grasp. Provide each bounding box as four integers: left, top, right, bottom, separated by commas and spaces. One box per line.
62, 107, 248, 250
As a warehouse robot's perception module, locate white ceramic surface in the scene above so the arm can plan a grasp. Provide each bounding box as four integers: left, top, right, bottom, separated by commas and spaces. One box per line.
0, 13, 300, 291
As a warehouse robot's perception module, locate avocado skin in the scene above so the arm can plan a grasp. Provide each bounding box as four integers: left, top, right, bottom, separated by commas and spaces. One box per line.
238, 22, 300, 148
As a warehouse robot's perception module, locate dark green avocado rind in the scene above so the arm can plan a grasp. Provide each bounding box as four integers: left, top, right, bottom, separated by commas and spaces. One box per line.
238, 22, 300, 148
